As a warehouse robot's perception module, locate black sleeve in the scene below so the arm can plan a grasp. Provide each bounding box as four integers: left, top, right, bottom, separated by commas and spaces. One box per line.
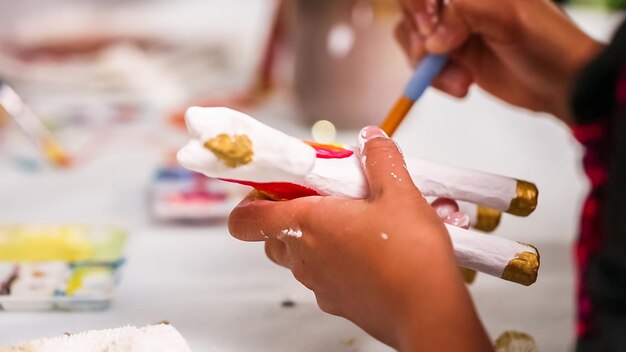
571, 21, 626, 124
573, 19, 626, 351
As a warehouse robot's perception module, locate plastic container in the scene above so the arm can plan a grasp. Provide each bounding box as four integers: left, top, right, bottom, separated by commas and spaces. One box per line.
0, 225, 127, 311
292, 0, 411, 129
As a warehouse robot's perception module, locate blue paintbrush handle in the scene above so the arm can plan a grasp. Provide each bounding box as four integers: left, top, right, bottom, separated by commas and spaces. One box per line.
403, 54, 448, 102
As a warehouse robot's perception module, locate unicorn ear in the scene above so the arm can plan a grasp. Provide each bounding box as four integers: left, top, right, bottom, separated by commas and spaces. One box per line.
177, 107, 317, 184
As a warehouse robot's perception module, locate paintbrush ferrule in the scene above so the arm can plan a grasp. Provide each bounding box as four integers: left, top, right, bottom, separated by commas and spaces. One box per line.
381, 54, 448, 136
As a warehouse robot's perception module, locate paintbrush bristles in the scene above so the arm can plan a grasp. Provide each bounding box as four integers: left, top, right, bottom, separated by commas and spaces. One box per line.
380, 96, 414, 137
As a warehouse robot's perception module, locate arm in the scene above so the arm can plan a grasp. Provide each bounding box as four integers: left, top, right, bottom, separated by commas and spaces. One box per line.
228, 126, 493, 351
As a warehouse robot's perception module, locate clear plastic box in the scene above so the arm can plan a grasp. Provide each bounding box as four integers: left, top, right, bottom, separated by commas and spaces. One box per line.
0, 225, 127, 311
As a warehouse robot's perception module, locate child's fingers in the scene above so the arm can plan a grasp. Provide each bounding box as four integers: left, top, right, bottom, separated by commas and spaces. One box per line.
432, 198, 470, 229
394, 20, 411, 59
431, 198, 460, 219
396, 18, 426, 67
356, 126, 420, 201
443, 211, 471, 229
228, 191, 307, 242
422, 3, 469, 54
396, 13, 472, 97
403, 0, 516, 54
454, 0, 518, 41
265, 239, 288, 265
399, 0, 420, 31
432, 61, 473, 98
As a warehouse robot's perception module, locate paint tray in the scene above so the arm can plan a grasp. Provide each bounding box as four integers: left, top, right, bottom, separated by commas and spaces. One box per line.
0, 225, 127, 311
151, 166, 246, 221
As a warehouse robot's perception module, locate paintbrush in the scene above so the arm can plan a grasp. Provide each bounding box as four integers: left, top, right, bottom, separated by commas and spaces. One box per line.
382, 56, 510, 231
380, 54, 448, 136
0, 81, 71, 167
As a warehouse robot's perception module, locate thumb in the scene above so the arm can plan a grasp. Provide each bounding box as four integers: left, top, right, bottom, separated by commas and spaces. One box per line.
356, 126, 419, 200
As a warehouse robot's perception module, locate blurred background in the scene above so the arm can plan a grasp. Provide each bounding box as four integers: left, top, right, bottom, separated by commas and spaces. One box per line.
0, 0, 624, 351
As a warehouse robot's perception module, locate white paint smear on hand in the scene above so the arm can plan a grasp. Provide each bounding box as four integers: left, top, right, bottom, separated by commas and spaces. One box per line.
281, 228, 303, 239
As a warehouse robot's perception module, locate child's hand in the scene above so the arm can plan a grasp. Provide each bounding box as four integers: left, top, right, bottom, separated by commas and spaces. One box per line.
396, 0, 603, 122
228, 126, 492, 351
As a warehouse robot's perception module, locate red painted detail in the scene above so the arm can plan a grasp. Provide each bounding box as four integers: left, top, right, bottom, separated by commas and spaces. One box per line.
221, 179, 320, 200
305, 141, 354, 159
219, 142, 351, 200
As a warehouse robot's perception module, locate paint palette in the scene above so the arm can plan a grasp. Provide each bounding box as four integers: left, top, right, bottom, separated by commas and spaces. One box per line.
0, 226, 127, 311
151, 166, 247, 221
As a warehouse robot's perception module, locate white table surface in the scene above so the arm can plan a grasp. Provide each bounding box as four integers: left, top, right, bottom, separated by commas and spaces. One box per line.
0, 99, 395, 352
0, 7, 624, 352
0, 88, 583, 352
